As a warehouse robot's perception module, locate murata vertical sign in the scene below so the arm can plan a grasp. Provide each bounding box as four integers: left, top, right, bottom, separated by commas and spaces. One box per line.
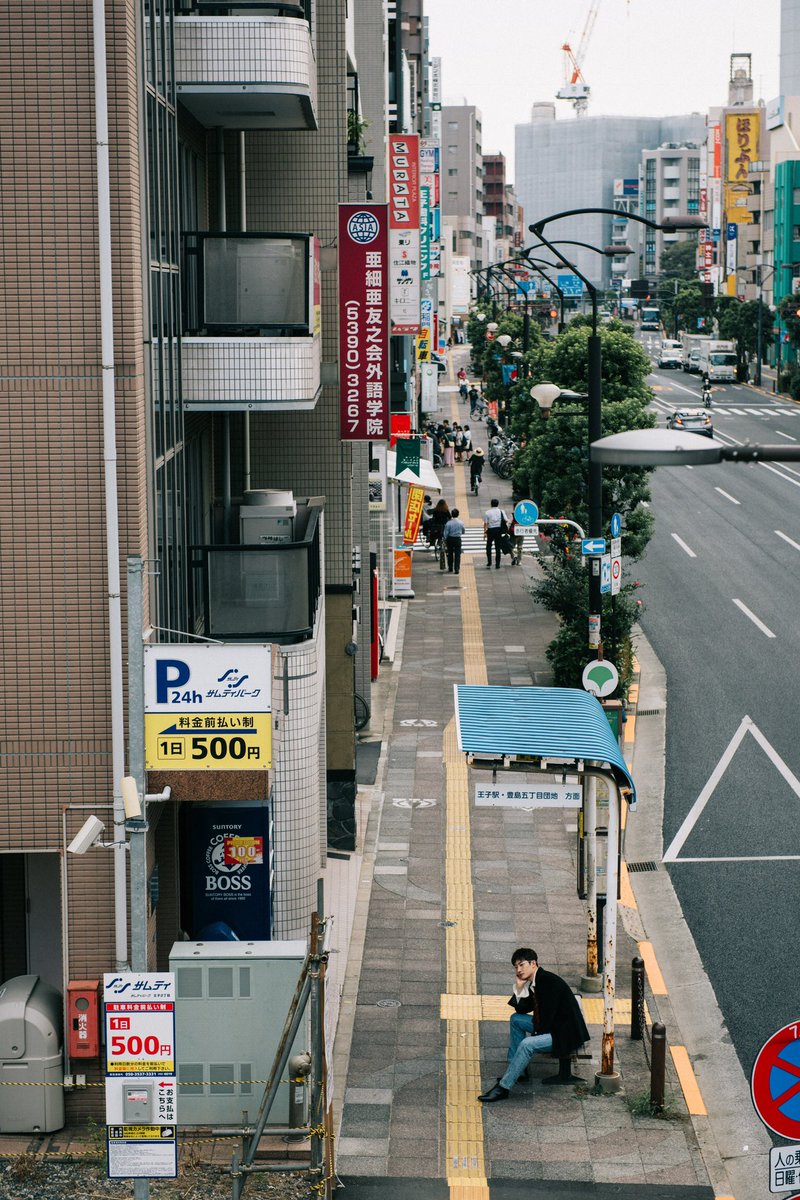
389, 134, 421, 335
104, 973, 177, 1179
338, 204, 390, 440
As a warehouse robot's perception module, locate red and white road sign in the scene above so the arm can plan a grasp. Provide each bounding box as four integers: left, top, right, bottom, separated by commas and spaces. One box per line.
751, 1019, 800, 1140
611, 557, 621, 597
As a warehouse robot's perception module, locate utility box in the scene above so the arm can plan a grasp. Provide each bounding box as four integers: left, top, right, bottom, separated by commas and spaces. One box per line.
240, 489, 297, 545
0, 975, 64, 1133
169, 940, 307, 1127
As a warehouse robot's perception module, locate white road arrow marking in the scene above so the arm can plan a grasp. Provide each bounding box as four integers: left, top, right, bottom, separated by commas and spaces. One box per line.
664, 716, 800, 863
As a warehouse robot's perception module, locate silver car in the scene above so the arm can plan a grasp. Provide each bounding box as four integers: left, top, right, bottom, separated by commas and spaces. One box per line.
666, 408, 714, 438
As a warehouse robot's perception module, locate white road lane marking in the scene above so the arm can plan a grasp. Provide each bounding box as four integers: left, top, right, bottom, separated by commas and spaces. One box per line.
775, 429, 798, 440
714, 487, 740, 505
775, 529, 800, 552
665, 378, 704, 400
744, 408, 767, 416
760, 462, 800, 488
732, 598, 776, 638
671, 533, 696, 558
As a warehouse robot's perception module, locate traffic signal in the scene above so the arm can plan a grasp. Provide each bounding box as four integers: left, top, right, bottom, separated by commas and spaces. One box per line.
549, 309, 558, 319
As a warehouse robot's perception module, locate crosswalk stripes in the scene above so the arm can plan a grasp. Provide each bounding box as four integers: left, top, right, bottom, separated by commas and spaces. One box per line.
415, 528, 540, 555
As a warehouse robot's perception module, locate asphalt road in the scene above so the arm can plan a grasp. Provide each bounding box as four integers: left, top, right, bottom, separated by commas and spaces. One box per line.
634, 354, 800, 1078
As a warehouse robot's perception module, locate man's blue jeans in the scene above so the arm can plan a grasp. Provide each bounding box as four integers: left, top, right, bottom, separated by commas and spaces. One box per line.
499, 1023, 554, 1090
507, 1012, 534, 1062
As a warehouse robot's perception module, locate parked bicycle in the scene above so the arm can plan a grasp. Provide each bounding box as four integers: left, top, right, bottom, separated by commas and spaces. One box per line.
488, 434, 518, 480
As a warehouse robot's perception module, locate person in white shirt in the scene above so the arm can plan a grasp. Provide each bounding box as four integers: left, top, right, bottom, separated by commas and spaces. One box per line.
483, 498, 508, 569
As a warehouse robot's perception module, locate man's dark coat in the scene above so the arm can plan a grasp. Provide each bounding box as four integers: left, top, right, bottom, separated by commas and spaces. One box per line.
508, 966, 590, 1057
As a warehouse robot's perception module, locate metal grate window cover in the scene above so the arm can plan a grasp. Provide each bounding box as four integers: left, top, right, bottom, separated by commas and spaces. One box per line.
627, 860, 659, 873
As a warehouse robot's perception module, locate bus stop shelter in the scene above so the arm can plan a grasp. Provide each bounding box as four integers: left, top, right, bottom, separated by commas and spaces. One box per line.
454, 684, 636, 1084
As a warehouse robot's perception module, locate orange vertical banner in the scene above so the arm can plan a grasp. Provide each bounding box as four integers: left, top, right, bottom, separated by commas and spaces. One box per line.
403, 484, 425, 545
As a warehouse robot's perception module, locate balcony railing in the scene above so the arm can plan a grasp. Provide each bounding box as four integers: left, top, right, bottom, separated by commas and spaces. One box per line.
173, 0, 316, 130
182, 232, 315, 336
190, 502, 322, 643
179, 232, 322, 410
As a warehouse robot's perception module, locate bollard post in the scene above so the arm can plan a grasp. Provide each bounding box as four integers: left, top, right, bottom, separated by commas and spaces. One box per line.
650, 1022, 666, 1112
631, 956, 645, 1040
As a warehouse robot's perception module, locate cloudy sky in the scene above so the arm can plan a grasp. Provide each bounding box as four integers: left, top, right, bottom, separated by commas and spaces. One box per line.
426, 0, 780, 175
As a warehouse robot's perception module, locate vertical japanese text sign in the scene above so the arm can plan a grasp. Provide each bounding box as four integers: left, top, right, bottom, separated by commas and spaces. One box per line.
339, 204, 390, 441
388, 134, 421, 335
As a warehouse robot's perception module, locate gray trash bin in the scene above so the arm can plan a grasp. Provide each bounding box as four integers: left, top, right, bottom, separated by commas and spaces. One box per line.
0, 975, 64, 1133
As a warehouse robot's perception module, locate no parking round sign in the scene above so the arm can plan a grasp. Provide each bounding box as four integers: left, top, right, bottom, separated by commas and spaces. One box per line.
751, 1020, 800, 1140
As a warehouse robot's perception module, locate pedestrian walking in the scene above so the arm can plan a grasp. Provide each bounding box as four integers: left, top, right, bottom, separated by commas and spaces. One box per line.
429, 498, 451, 566
509, 513, 525, 565
454, 425, 465, 463
442, 425, 455, 467
442, 507, 465, 575
478, 947, 590, 1102
483, 497, 508, 569
462, 424, 473, 461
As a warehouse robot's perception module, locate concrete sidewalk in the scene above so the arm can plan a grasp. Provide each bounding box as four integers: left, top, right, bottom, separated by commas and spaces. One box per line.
333, 375, 769, 1197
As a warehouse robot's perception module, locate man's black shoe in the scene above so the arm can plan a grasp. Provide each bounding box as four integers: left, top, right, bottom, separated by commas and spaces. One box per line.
478, 1084, 509, 1103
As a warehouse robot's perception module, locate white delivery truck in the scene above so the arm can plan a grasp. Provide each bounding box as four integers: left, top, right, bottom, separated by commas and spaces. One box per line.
696, 339, 737, 383
680, 333, 711, 373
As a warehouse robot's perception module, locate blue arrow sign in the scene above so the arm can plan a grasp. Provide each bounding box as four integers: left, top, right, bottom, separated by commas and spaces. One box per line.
610, 512, 621, 538
514, 500, 539, 526
582, 538, 606, 555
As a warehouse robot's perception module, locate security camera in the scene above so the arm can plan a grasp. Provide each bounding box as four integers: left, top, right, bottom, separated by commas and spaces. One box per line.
121, 776, 142, 820
67, 815, 105, 856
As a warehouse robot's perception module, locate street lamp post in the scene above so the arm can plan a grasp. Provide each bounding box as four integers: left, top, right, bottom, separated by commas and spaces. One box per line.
529, 208, 703, 648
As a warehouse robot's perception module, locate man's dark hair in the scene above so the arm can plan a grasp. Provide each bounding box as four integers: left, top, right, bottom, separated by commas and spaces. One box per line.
451, 508, 459, 518
490, 498, 499, 507
511, 947, 537, 965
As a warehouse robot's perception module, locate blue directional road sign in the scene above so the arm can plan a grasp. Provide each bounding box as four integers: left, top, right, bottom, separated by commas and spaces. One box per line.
610, 512, 621, 538
557, 273, 583, 297
514, 500, 539, 526
581, 538, 606, 556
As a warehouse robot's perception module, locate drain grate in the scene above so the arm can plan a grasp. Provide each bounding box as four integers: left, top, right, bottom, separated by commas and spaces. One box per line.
635, 708, 662, 717
626, 860, 659, 873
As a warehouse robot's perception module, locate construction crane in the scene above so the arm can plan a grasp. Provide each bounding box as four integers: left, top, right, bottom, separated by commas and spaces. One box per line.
556, 0, 601, 118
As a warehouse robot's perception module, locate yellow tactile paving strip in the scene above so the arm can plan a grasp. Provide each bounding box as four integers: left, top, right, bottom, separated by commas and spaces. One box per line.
442, 550, 489, 1198
440, 994, 651, 1026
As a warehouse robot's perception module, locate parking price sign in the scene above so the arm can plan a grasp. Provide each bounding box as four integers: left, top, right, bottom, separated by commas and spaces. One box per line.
104, 974, 178, 1180
144, 644, 272, 771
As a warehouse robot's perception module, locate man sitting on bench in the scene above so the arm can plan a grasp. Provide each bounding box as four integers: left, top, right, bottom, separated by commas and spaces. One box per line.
478, 947, 590, 1103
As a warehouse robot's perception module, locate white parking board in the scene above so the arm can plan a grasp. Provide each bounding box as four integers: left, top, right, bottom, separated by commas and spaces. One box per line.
104, 973, 177, 1180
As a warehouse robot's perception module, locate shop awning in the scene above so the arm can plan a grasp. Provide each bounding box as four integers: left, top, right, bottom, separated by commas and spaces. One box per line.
387, 451, 443, 493
454, 684, 636, 804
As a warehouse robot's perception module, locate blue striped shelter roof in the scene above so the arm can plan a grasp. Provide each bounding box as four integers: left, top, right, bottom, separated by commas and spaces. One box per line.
454, 684, 635, 804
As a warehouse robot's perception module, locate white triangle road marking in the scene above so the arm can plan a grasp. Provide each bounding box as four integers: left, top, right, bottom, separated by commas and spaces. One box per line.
663, 716, 800, 863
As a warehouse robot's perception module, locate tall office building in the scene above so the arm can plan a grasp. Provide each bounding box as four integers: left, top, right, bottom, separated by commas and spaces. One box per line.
441, 104, 484, 272
515, 104, 705, 286
781, 0, 800, 95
